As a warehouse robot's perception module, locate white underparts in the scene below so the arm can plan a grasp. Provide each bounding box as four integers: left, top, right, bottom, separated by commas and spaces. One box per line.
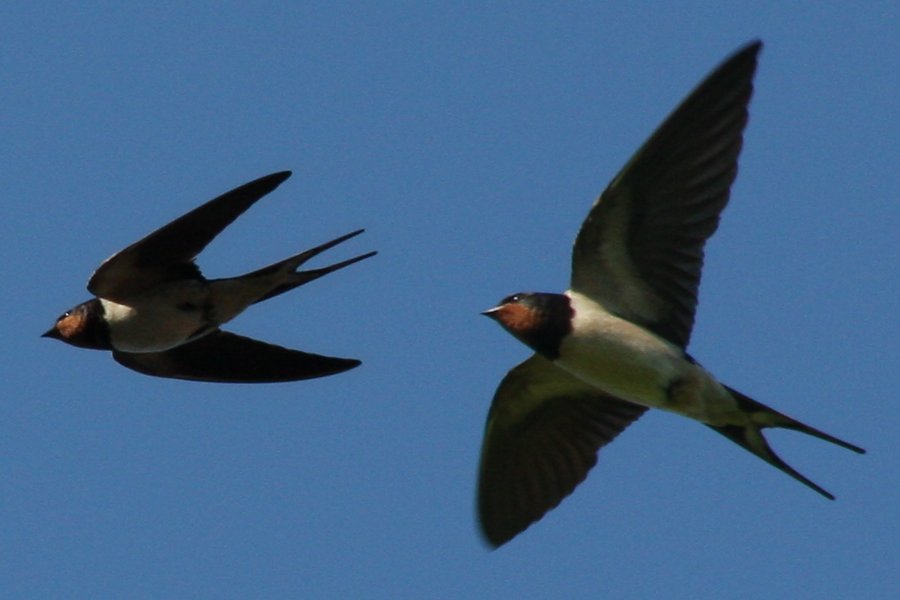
557, 291, 741, 425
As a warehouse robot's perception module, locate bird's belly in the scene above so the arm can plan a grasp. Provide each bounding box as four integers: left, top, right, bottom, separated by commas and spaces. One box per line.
556, 315, 739, 423
557, 322, 680, 408
101, 285, 212, 353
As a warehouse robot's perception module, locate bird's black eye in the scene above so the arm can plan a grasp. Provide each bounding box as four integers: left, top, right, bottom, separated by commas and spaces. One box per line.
501, 293, 525, 305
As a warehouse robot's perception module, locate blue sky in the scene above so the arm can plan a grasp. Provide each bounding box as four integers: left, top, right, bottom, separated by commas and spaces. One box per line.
2, 3, 897, 599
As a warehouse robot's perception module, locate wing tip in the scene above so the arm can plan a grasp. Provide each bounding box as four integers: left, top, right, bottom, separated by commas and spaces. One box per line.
479, 529, 510, 550
259, 170, 293, 190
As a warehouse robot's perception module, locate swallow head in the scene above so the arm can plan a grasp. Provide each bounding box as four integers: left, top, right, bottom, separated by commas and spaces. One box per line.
43, 299, 111, 350
482, 292, 573, 360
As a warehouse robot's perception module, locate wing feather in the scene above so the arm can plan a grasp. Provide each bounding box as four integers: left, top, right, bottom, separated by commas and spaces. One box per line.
89, 172, 292, 301
112, 330, 359, 383
477, 355, 645, 547
570, 42, 761, 348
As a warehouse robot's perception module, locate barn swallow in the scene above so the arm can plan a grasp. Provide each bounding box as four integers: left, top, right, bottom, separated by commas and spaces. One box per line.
43, 171, 376, 383
479, 41, 865, 547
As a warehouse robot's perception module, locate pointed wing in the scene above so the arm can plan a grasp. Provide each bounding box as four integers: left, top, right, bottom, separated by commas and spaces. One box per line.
570, 42, 760, 348
112, 330, 360, 383
88, 171, 292, 302
478, 354, 646, 548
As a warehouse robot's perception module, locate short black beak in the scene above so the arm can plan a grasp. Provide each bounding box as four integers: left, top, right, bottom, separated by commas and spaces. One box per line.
42, 327, 60, 340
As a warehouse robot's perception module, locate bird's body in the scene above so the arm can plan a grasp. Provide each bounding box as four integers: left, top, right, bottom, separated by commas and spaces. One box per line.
96, 283, 209, 353
479, 41, 865, 548
559, 292, 734, 422
45, 171, 375, 383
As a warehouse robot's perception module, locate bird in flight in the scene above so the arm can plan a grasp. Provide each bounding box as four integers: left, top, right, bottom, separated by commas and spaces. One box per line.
44, 171, 375, 383
479, 41, 864, 548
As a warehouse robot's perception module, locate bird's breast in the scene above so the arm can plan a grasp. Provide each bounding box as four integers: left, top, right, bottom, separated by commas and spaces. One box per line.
556, 296, 686, 407
101, 282, 212, 353
557, 294, 740, 422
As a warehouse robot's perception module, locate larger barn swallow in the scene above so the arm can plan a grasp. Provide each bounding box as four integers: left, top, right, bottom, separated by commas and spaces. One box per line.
43, 171, 375, 383
479, 41, 865, 547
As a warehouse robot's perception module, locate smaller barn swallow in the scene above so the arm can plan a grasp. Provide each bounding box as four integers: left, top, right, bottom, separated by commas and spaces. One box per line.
479, 41, 864, 547
43, 171, 375, 383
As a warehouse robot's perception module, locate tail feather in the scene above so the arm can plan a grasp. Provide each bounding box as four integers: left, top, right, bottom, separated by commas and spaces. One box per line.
707, 386, 864, 500
244, 229, 376, 304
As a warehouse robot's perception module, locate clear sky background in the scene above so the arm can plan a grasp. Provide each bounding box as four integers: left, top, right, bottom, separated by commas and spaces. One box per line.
2, 3, 897, 599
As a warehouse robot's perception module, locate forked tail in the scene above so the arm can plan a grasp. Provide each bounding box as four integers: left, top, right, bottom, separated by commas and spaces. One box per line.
706, 386, 865, 499
246, 229, 376, 304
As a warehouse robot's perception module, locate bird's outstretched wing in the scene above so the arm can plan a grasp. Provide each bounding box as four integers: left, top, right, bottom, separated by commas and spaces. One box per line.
478, 355, 645, 547
89, 171, 292, 302
112, 330, 360, 383
570, 42, 760, 348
